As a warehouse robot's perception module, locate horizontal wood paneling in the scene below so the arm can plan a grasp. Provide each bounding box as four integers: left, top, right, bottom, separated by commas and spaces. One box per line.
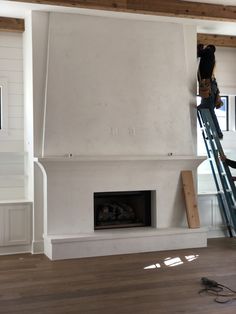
0, 59, 23, 71
0, 47, 23, 59
0, 187, 25, 200
8, 83, 23, 95
8, 94, 23, 106
0, 152, 25, 162
0, 17, 24, 33
0, 176, 25, 188
0, 32, 23, 48
9, 117, 24, 130
0, 163, 24, 175
0, 141, 24, 153
11, 0, 236, 21
0, 32, 25, 200
0, 130, 24, 140
0, 71, 23, 83
198, 33, 236, 48
8, 106, 24, 117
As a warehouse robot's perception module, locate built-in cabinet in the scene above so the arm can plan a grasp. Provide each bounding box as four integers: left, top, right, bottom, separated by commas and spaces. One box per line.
0, 202, 32, 253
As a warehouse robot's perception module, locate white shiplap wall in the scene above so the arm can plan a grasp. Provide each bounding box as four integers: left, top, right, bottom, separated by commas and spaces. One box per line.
0, 32, 25, 200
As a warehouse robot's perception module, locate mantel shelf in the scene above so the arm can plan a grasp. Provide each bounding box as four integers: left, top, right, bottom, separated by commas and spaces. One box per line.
37, 155, 206, 162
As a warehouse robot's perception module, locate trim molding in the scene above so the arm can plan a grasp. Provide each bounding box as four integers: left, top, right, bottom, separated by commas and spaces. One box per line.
32, 240, 44, 254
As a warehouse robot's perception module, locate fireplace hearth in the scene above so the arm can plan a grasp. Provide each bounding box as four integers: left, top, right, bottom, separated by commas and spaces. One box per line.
94, 190, 151, 230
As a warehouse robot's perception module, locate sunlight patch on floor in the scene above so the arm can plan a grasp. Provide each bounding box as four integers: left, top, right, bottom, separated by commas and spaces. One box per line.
164, 257, 183, 267
144, 254, 199, 269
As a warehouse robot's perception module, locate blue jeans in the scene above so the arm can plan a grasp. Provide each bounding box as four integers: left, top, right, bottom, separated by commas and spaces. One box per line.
198, 79, 223, 138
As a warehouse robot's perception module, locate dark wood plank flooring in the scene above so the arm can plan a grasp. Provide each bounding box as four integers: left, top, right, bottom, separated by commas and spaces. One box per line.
1, 238, 236, 313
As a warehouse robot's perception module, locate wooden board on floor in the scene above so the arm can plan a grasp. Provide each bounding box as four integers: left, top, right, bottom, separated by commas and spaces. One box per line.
181, 170, 200, 228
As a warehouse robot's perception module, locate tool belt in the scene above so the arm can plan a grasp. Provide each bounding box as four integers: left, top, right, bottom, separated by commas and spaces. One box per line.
199, 78, 211, 98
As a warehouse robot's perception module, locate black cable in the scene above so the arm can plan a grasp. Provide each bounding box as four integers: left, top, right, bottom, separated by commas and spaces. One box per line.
218, 283, 236, 294
199, 277, 236, 304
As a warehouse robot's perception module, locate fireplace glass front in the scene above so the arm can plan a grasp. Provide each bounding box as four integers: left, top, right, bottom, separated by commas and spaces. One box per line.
94, 190, 151, 230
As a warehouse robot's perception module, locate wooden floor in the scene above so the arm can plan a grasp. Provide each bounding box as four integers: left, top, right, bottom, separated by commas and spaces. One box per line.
0, 238, 236, 314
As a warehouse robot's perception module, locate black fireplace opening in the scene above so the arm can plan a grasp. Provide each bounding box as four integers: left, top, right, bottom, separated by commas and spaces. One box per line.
94, 190, 151, 230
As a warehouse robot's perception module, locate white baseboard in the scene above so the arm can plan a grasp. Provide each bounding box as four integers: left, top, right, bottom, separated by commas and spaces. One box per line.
31, 240, 44, 254
0, 244, 32, 255
207, 226, 229, 238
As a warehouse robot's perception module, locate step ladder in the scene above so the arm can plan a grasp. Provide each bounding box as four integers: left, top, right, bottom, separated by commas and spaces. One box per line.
197, 108, 236, 237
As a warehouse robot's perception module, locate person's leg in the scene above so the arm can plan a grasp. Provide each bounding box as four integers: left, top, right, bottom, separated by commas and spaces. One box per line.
209, 80, 223, 139
197, 96, 209, 109
208, 105, 223, 139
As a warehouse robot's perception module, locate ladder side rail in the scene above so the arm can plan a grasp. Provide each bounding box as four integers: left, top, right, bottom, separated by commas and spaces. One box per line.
221, 161, 236, 201
199, 109, 236, 231
205, 136, 236, 228
198, 109, 236, 230
202, 110, 236, 202
217, 193, 234, 237
210, 148, 236, 228
197, 111, 221, 191
197, 110, 234, 236
199, 110, 230, 197
199, 110, 236, 208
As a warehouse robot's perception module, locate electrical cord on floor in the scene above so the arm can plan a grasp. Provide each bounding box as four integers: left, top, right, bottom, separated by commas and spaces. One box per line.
199, 277, 236, 304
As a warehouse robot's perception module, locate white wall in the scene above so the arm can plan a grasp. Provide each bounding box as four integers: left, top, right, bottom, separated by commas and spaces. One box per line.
32, 11, 49, 158
33, 13, 197, 157
0, 32, 25, 200
0, 32, 24, 152
216, 47, 236, 165
216, 46, 236, 95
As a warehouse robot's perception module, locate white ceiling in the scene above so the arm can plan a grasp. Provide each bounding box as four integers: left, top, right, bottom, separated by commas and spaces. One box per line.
1, 0, 236, 36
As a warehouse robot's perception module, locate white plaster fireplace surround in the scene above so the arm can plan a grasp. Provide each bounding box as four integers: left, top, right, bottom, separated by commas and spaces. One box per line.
32, 12, 207, 260
40, 156, 206, 260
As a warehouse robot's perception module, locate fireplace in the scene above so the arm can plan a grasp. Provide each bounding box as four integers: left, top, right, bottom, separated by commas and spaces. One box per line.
40, 158, 207, 260
94, 190, 151, 230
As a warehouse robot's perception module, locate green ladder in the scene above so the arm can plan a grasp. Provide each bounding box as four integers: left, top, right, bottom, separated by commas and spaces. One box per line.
197, 108, 236, 237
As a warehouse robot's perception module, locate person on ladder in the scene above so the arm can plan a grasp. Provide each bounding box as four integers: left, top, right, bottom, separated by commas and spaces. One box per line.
197, 44, 223, 140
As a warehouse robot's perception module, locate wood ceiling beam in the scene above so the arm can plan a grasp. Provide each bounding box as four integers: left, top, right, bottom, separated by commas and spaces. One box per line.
197, 33, 236, 48
9, 0, 236, 22
0, 17, 24, 32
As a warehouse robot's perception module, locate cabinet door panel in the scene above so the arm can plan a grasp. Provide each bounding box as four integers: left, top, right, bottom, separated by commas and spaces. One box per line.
4, 204, 31, 246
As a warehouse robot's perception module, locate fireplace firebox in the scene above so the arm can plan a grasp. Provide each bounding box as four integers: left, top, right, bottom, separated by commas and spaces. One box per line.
94, 190, 151, 230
